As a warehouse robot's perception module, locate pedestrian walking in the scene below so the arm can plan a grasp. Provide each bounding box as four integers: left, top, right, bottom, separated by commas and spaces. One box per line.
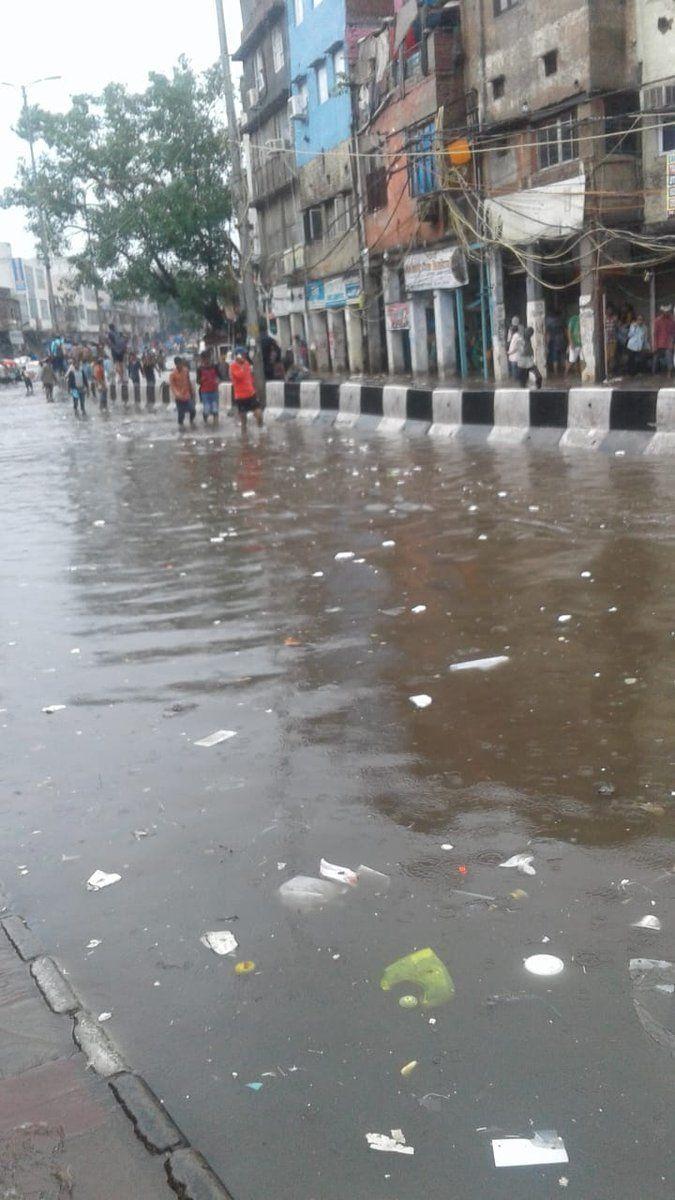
41, 359, 56, 402
92, 357, 107, 409
506, 317, 521, 380
229, 346, 263, 431
65, 360, 87, 416
169, 356, 196, 428
196, 350, 221, 424
108, 323, 127, 384
20, 368, 34, 394
626, 314, 650, 375
260, 320, 281, 382
652, 304, 675, 377
516, 326, 543, 388
128, 352, 142, 402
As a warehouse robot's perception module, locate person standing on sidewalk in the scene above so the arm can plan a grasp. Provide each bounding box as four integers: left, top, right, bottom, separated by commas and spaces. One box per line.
516, 326, 543, 388
169, 356, 196, 429
92, 357, 107, 410
196, 350, 221, 425
229, 346, 263, 432
652, 304, 675, 377
506, 317, 521, 380
65, 359, 87, 416
565, 310, 583, 377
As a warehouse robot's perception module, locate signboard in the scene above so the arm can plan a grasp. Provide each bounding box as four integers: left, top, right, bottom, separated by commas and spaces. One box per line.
305, 275, 362, 310
667, 150, 675, 219
385, 301, 411, 331
11, 258, 26, 292
404, 245, 468, 292
269, 284, 305, 317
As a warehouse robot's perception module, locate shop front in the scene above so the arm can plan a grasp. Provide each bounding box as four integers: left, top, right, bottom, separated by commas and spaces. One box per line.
305, 275, 363, 375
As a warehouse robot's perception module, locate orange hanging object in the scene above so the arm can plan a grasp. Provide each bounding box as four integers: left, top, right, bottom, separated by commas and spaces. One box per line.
447, 137, 471, 166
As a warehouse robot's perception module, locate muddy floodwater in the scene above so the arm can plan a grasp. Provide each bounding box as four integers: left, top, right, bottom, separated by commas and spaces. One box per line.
1, 389, 673, 1199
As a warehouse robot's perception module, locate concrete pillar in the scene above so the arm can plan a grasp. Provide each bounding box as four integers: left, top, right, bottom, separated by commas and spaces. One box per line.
525, 246, 546, 379
383, 266, 406, 375
309, 311, 330, 372
365, 278, 384, 374
345, 306, 364, 375
327, 308, 348, 373
409, 293, 429, 377
277, 315, 291, 354
433, 288, 456, 380
579, 234, 601, 384
290, 311, 306, 343
487, 247, 508, 383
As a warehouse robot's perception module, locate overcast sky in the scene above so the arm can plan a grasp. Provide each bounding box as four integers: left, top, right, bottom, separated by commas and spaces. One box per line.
0, 0, 243, 258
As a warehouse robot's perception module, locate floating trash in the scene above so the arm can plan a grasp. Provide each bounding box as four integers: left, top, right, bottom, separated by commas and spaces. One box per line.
632, 915, 662, 931
86, 870, 121, 891
319, 858, 358, 887
200, 931, 238, 956
410, 694, 432, 709
524, 954, 564, 977
411, 605, 427, 615
235, 961, 256, 975
628, 957, 675, 1054
449, 656, 509, 673
399, 994, 418, 1009
492, 1131, 568, 1168
278, 875, 344, 911
381, 948, 454, 1008
557, 614, 572, 624
42, 704, 66, 714
194, 730, 237, 748
500, 853, 536, 876
334, 551, 355, 561
366, 1130, 414, 1156
400, 1060, 418, 1077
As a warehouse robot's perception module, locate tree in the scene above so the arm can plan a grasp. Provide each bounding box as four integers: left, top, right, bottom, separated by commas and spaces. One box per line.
2, 61, 238, 332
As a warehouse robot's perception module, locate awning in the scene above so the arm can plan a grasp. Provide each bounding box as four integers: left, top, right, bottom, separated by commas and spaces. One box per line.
485, 173, 586, 244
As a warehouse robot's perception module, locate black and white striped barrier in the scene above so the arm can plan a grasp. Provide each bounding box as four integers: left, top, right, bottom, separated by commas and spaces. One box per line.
106, 380, 234, 408
264, 381, 675, 453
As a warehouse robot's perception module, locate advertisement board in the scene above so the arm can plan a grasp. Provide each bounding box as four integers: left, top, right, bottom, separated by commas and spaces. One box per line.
385, 301, 411, 331
404, 245, 467, 292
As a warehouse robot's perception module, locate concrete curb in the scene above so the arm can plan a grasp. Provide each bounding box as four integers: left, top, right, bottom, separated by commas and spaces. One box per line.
31, 955, 79, 1014
110, 1072, 186, 1153
0, 903, 235, 1200
166, 1148, 235, 1200
264, 381, 673, 453
2, 913, 44, 961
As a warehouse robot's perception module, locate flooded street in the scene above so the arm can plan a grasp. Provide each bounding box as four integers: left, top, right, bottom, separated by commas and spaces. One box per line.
0, 387, 673, 1199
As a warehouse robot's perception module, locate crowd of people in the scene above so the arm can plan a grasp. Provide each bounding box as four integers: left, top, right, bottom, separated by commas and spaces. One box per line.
38, 323, 167, 416
506, 301, 675, 386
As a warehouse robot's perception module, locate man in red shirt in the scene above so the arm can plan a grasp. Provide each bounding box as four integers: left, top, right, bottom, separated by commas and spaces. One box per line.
229, 347, 263, 430
196, 350, 221, 424
652, 305, 675, 377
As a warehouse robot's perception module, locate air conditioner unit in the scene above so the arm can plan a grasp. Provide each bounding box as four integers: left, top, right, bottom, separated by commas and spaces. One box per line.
288, 93, 308, 121
247, 87, 259, 108
283, 248, 296, 274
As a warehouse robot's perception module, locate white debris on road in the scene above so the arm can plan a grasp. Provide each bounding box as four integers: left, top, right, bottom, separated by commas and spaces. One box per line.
86, 870, 122, 891
449, 656, 509, 673
500, 854, 536, 876
366, 1130, 414, 1155
410, 694, 432, 708
194, 730, 237, 748
200, 931, 238, 955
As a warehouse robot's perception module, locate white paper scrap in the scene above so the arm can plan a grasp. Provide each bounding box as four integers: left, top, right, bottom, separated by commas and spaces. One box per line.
557, 614, 572, 624
194, 730, 237, 748
411, 605, 427, 614
410, 694, 432, 709
632, 915, 662, 930
320, 858, 358, 887
492, 1132, 568, 1168
449, 656, 510, 673
524, 954, 565, 977
334, 551, 355, 561
366, 1130, 414, 1156
200, 930, 238, 956
42, 704, 66, 714
86, 870, 121, 891
500, 854, 536, 876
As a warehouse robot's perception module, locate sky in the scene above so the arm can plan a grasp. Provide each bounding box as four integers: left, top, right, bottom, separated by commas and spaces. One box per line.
0, 0, 243, 258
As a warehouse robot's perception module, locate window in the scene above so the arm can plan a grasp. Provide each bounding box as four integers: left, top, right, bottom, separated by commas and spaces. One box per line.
304, 206, 323, 242
293, 0, 303, 25
332, 45, 346, 83
660, 115, 675, 154
272, 27, 284, 74
407, 121, 437, 196
334, 193, 350, 236
316, 61, 329, 104
491, 75, 505, 99
366, 163, 388, 211
604, 92, 640, 155
254, 48, 266, 93
493, 0, 519, 12
543, 49, 558, 76
537, 112, 577, 169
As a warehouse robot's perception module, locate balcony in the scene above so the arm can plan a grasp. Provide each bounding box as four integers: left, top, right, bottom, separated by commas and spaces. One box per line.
251, 147, 296, 207
233, 0, 285, 60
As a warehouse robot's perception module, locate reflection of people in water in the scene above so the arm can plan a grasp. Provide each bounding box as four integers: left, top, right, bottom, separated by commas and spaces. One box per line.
236, 446, 262, 497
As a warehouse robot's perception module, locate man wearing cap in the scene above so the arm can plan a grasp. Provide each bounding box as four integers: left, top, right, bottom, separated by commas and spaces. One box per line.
652, 304, 675, 377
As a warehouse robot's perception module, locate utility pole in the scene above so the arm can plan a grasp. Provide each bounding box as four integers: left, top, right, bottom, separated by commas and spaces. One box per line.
214, 0, 264, 397
20, 84, 60, 335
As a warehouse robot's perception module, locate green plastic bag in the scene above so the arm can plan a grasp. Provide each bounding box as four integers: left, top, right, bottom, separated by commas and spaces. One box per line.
380, 947, 454, 1008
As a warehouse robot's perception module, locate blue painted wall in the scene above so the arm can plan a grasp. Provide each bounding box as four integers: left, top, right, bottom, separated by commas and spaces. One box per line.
288, 0, 352, 165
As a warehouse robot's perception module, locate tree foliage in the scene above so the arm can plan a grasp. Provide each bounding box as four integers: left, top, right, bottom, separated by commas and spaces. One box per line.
3, 61, 238, 330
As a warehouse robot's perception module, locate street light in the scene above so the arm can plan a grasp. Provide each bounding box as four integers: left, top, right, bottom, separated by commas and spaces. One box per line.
1, 76, 63, 335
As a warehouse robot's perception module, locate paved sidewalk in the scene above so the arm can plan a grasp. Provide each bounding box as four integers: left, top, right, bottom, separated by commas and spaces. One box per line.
0, 931, 171, 1199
